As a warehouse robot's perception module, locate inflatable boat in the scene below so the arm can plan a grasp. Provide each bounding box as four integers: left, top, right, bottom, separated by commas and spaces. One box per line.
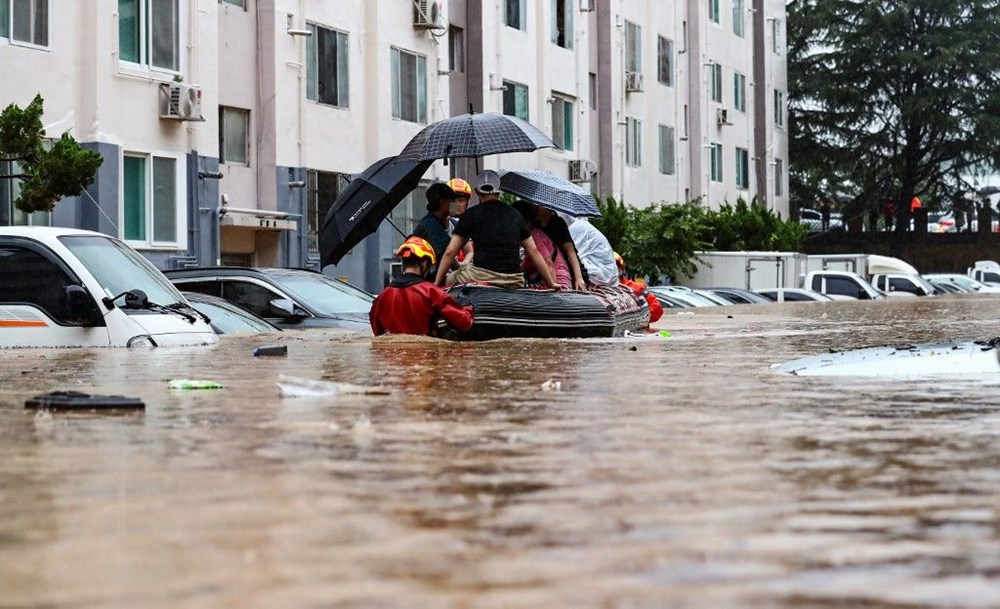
442, 284, 650, 340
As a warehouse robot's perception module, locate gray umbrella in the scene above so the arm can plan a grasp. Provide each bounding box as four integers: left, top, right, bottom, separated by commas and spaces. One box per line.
397, 112, 556, 162
498, 169, 601, 218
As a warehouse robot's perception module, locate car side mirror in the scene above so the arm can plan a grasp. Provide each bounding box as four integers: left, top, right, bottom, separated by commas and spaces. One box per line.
268, 298, 308, 320
64, 285, 103, 326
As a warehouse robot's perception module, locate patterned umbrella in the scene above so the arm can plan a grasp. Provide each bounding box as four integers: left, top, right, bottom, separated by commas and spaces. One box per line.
397, 112, 556, 162
319, 156, 432, 267
498, 169, 601, 218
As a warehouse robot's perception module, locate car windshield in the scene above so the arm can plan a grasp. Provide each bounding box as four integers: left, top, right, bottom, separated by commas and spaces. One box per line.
271, 273, 373, 316
60, 235, 185, 307
188, 299, 276, 334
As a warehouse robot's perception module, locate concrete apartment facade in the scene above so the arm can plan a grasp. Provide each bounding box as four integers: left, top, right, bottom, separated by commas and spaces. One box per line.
1, 0, 786, 293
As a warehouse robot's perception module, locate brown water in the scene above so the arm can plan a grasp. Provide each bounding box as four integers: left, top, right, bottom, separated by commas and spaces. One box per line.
2, 296, 1000, 608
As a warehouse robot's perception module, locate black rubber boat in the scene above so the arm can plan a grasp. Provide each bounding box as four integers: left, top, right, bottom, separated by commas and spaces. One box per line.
442, 284, 650, 340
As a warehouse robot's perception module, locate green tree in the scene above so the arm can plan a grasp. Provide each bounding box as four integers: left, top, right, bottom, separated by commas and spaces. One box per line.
787, 0, 1000, 227
706, 198, 808, 252
0, 94, 103, 213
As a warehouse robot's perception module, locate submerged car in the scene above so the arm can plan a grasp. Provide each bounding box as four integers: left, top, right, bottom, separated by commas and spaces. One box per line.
703, 287, 773, 305
164, 267, 373, 330
923, 273, 1000, 294
183, 292, 281, 335
0, 227, 217, 348
756, 288, 836, 303
648, 286, 721, 307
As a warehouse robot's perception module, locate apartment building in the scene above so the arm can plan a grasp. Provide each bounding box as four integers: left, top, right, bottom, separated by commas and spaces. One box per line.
0, 0, 786, 293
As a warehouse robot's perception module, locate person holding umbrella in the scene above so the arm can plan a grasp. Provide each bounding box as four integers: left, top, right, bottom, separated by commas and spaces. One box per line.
434, 170, 559, 290
370, 236, 474, 337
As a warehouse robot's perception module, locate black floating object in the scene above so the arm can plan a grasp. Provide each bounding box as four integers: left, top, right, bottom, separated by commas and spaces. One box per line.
253, 345, 288, 357
25, 391, 145, 411
628, 346, 638, 352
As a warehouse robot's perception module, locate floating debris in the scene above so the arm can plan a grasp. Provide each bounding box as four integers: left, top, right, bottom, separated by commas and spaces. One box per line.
541, 379, 562, 392
168, 379, 224, 390
276, 374, 391, 398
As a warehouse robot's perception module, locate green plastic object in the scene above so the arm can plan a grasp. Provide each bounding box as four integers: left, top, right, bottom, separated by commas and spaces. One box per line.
167, 379, 224, 390
658, 330, 671, 338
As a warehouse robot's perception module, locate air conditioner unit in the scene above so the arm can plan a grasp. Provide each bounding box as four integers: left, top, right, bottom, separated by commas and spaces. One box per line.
159, 83, 204, 121
568, 159, 594, 183
625, 71, 644, 93
413, 0, 440, 29
716, 107, 730, 126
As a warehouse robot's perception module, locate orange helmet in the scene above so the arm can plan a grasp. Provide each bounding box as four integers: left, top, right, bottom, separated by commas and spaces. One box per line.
396, 236, 437, 266
614, 252, 625, 270
446, 178, 472, 198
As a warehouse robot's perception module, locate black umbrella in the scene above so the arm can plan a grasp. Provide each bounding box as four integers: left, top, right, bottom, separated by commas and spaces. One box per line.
397, 112, 556, 162
319, 156, 432, 267
498, 169, 601, 218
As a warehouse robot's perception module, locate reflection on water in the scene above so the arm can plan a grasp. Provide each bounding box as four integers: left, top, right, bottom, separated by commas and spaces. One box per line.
2, 296, 1000, 608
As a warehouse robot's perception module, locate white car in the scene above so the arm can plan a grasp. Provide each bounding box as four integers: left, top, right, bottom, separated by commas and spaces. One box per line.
0, 227, 217, 348
756, 288, 837, 303
923, 273, 1000, 294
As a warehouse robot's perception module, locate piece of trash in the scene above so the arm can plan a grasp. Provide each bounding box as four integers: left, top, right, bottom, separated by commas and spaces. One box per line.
658, 330, 671, 338
168, 379, 224, 390
629, 346, 638, 351
253, 345, 288, 357
541, 379, 562, 392
25, 390, 145, 411
624, 330, 670, 339
276, 374, 390, 398
727, 315, 734, 319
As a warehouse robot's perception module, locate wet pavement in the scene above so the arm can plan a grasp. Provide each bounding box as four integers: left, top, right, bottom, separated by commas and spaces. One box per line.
2, 295, 1000, 608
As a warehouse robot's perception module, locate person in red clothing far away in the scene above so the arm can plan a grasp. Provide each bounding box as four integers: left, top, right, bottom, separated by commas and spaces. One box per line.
614, 252, 663, 327
369, 236, 474, 337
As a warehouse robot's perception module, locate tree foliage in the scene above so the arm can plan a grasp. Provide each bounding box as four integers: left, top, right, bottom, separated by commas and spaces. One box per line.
0, 94, 103, 213
787, 0, 1000, 223
590, 197, 805, 283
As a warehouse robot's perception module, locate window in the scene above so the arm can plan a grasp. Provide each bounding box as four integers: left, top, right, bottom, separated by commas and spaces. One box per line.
772, 19, 782, 54
552, 0, 573, 49
222, 280, 283, 319
657, 36, 674, 86
734, 72, 746, 112
589, 72, 598, 110
774, 89, 785, 126
119, 0, 179, 71
505, 0, 525, 30
774, 158, 784, 196
3, 0, 48, 46
732, 0, 744, 37
221, 0, 244, 7
551, 95, 574, 151
708, 0, 720, 24
391, 47, 427, 124
658, 125, 675, 175
502, 81, 529, 121
307, 170, 349, 253
626, 118, 642, 167
0, 245, 78, 324
821, 276, 864, 299
449, 26, 464, 73
0, 160, 51, 227
625, 21, 641, 73
736, 147, 749, 189
122, 154, 179, 246
710, 63, 723, 103
710, 143, 723, 183
220, 107, 249, 166
307, 24, 349, 108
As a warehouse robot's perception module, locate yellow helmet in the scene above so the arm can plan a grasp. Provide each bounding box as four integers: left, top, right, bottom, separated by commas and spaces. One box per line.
446, 178, 472, 198
614, 252, 624, 270
396, 236, 437, 266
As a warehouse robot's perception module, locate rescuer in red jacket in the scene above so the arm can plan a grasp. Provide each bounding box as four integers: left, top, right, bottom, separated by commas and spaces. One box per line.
370, 236, 474, 337
614, 252, 664, 326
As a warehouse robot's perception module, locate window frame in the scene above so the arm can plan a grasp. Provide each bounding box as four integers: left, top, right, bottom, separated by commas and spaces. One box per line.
120, 150, 185, 249
710, 142, 723, 183
502, 80, 530, 122
306, 22, 350, 109
0, 159, 52, 227
306, 170, 350, 254
505, 0, 526, 31
708, 0, 720, 25
657, 35, 674, 87
774, 89, 785, 127
658, 125, 675, 175
219, 106, 250, 166
774, 158, 784, 197
772, 19, 782, 54
735, 147, 750, 189
550, 93, 575, 151
220, 0, 245, 7
3, 0, 48, 47
118, 0, 181, 74
710, 63, 723, 103
448, 26, 465, 73
551, 0, 573, 49
732, 0, 744, 37
734, 71, 746, 112
390, 46, 428, 124
625, 21, 642, 74
625, 117, 642, 168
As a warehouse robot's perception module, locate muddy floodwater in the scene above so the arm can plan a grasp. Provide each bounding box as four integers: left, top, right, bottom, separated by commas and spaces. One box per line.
3, 296, 1000, 608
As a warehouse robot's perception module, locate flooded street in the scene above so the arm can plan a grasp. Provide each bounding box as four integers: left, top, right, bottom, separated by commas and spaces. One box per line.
2, 296, 1000, 608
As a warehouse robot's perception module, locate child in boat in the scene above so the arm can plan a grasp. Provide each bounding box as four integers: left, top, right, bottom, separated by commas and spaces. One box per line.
615, 252, 663, 326
370, 237, 474, 337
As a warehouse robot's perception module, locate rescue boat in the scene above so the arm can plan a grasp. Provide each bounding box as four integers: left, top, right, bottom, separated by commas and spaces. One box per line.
442, 283, 650, 340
